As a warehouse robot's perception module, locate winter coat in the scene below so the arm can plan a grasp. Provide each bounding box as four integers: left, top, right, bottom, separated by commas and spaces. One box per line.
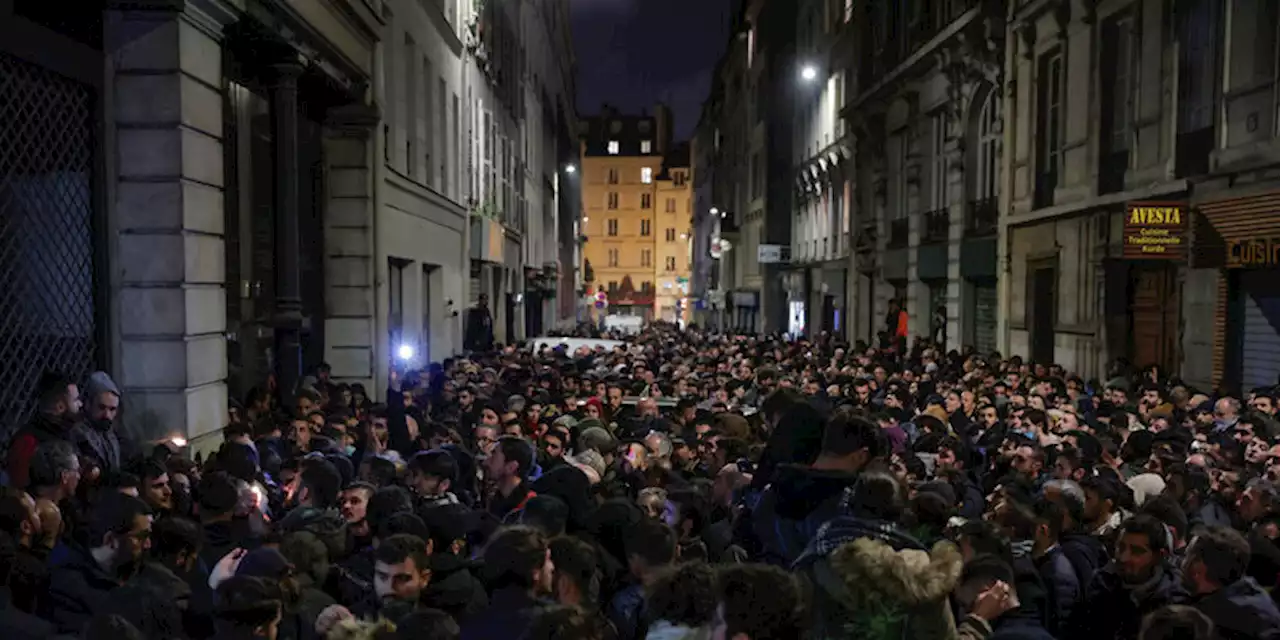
607, 582, 647, 640
422, 553, 488, 620
70, 422, 126, 475
6, 414, 71, 490
1030, 547, 1080, 638
0, 593, 58, 640
459, 585, 546, 640
1192, 577, 1280, 640
645, 621, 711, 640
1058, 532, 1108, 590
986, 613, 1057, 640
796, 519, 962, 640
1068, 564, 1186, 640
44, 543, 119, 634
747, 465, 859, 566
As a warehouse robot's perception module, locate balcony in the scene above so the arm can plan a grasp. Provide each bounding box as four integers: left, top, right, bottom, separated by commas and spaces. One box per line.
921, 208, 949, 244
887, 217, 909, 249
965, 198, 997, 237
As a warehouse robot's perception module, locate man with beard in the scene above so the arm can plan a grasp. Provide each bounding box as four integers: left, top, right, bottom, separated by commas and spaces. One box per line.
1181, 526, 1280, 639
71, 372, 130, 477
1071, 514, 1187, 639
373, 534, 433, 614
8, 371, 81, 489
47, 492, 152, 634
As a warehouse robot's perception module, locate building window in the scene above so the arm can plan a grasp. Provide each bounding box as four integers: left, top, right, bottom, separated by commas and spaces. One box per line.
665, 228, 676, 242
608, 192, 619, 209
608, 280, 618, 293
665, 256, 677, 271
1102, 13, 1136, 154
1035, 48, 1064, 209
673, 171, 687, 187
931, 112, 948, 210
665, 198, 676, 213
610, 120, 622, 133
641, 220, 652, 236
607, 219, 618, 236
638, 120, 651, 133
641, 193, 652, 209
975, 92, 1001, 201
607, 140, 620, 154
608, 249, 619, 267
640, 140, 652, 154
641, 249, 652, 266
608, 168, 619, 184
641, 167, 653, 183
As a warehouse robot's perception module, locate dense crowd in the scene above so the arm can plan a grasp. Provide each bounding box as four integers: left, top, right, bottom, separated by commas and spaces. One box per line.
4, 317, 1280, 640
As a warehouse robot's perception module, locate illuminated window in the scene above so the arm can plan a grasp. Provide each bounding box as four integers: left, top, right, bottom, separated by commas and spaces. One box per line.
607, 140, 620, 154
641, 167, 653, 183
640, 140, 652, 154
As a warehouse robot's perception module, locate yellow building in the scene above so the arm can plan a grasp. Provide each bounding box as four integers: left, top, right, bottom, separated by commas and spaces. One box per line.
579, 107, 693, 324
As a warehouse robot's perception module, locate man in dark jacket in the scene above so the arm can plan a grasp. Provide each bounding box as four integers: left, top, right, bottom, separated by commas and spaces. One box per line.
746, 413, 880, 566
6, 371, 80, 490
1182, 526, 1280, 640
460, 525, 554, 640
0, 531, 55, 640
130, 516, 209, 638
46, 493, 152, 634
1070, 515, 1187, 640
464, 294, 495, 352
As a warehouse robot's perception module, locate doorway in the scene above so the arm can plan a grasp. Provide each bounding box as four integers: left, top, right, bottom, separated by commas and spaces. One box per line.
1028, 259, 1057, 365
1129, 263, 1179, 372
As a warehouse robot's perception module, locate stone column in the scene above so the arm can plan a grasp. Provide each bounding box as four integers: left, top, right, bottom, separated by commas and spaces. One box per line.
107, 3, 231, 448
324, 104, 379, 390
272, 63, 304, 398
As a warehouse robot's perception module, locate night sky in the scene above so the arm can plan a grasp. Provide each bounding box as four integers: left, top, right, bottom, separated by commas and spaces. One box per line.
570, 0, 735, 141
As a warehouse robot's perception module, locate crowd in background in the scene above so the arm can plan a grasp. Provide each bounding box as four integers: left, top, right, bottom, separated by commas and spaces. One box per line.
3, 320, 1280, 639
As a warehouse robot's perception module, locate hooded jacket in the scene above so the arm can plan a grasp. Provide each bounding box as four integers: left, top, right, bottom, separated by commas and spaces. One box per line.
806, 534, 964, 640
1191, 576, 1280, 640
748, 464, 859, 566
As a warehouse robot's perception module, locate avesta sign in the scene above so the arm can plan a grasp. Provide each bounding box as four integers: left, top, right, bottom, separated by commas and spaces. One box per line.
1123, 203, 1186, 259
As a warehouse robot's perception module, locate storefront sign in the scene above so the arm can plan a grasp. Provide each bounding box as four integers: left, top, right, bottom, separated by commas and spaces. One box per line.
1123, 202, 1187, 260
1227, 238, 1280, 267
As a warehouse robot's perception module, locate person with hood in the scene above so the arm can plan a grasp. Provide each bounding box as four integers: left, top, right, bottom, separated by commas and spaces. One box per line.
1181, 526, 1280, 640
794, 470, 962, 639
1070, 514, 1187, 640
72, 371, 131, 476
46, 492, 152, 634
746, 412, 881, 566
7, 371, 80, 490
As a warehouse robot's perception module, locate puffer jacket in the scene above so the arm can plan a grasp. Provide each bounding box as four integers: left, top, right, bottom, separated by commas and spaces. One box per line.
1192, 576, 1280, 640
747, 465, 860, 566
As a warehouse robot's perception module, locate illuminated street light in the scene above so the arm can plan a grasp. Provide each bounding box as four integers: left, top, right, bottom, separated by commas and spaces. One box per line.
565, 164, 577, 174
710, 207, 719, 215
801, 65, 818, 81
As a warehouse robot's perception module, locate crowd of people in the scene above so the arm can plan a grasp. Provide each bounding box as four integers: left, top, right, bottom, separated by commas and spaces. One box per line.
3, 323, 1280, 639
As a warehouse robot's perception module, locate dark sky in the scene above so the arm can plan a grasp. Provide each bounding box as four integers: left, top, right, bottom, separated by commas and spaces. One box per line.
570, 0, 735, 141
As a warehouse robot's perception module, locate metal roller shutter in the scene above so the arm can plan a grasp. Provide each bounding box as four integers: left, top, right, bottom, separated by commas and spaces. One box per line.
1240, 270, 1280, 391
973, 283, 998, 355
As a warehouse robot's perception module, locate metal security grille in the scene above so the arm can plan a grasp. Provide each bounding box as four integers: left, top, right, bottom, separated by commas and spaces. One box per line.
0, 52, 98, 431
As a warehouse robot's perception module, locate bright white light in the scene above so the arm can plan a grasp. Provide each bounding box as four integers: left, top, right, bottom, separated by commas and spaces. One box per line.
170, 436, 187, 448
583, 216, 589, 222
680, 233, 688, 239
710, 207, 719, 215
565, 164, 576, 173
397, 344, 415, 360
801, 65, 818, 81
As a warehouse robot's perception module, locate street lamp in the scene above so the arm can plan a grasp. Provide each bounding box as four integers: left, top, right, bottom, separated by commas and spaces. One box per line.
710, 207, 719, 215
565, 164, 577, 174
801, 65, 818, 81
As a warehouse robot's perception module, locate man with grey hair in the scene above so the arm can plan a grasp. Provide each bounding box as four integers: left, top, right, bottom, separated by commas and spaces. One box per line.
73, 371, 130, 475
